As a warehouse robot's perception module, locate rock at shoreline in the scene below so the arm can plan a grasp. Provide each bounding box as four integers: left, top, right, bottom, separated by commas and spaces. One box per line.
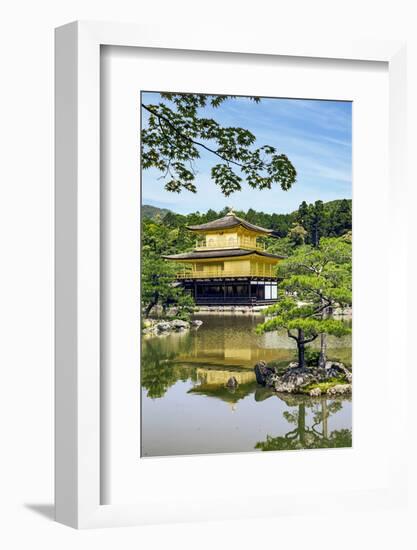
170, 319, 190, 331
273, 367, 318, 393
254, 361, 275, 386
324, 361, 352, 383
327, 383, 352, 396
254, 360, 352, 395
156, 321, 172, 332
226, 376, 238, 389
143, 318, 203, 336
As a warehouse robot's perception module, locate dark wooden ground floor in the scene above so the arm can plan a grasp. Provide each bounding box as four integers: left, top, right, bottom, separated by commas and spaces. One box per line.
180, 278, 279, 306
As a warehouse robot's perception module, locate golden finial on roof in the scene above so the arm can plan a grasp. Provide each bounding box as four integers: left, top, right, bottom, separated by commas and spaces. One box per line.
226, 207, 235, 217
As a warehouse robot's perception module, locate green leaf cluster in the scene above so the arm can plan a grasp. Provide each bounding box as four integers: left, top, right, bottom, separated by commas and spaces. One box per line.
256, 237, 352, 347
142, 218, 196, 318
143, 200, 352, 245
296, 199, 352, 246
141, 93, 297, 196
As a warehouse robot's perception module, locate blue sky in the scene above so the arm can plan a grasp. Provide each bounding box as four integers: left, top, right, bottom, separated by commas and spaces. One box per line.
141, 92, 352, 215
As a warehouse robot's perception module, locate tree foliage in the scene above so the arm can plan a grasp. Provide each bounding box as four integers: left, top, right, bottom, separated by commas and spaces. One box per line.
141, 93, 297, 196
141, 204, 352, 333
255, 396, 352, 451
256, 238, 352, 368
288, 222, 308, 246
143, 199, 352, 242
141, 336, 197, 398
255, 395, 352, 451
142, 218, 195, 318
296, 199, 352, 246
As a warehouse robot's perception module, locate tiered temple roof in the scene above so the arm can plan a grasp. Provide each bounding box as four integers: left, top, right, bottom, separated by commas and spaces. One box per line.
163, 209, 283, 261
186, 213, 274, 235
163, 248, 284, 261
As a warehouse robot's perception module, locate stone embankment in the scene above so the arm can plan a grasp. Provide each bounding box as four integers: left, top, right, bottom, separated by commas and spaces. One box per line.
142, 318, 203, 335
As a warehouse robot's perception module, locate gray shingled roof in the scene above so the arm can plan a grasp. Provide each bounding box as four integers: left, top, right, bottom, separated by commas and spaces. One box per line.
162, 249, 284, 261
186, 214, 274, 235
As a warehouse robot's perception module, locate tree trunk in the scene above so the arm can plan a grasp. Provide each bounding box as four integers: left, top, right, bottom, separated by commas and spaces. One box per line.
144, 301, 155, 318
297, 329, 306, 369
322, 400, 328, 439
319, 332, 327, 368
318, 300, 327, 368
298, 403, 306, 446
313, 224, 319, 247
144, 292, 159, 318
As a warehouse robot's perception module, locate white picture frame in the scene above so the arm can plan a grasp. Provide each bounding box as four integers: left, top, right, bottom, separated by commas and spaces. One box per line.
55, 21, 408, 529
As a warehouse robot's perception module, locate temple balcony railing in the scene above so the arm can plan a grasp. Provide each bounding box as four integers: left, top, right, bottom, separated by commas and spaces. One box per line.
194, 237, 265, 252
176, 265, 276, 279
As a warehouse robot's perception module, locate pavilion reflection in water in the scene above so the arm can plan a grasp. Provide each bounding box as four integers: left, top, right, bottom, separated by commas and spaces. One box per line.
173, 315, 294, 369
141, 313, 352, 455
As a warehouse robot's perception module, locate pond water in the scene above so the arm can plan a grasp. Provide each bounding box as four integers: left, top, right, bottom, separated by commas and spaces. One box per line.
141, 314, 352, 457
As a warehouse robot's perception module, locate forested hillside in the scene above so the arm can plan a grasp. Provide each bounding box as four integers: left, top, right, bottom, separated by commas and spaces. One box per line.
141, 199, 352, 318
142, 204, 171, 220
143, 199, 351, 245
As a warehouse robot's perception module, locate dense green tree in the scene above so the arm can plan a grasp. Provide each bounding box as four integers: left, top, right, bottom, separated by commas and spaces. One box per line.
328, 198, 352, 237
141, 93, 297, 196
296, 200, 328, 246
142, 219, 195, 318
245, 207, 258, 224
203, 209, 219, 222
162, 210, 183, 228
270, 212, 294, 237
142, 254, 195, 318
277, 237, 352, 366
256, 237, 352, 369
296, 200, 309, 225
257, 299, 350, 369
311, 200, 326, 246
264, 236, 295, 258
144, 200, 350, 242
296, 199, 351, 243
288, 222, 308, 246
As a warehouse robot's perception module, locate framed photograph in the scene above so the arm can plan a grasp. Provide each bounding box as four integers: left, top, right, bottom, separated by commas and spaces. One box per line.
55, 21, 408, 528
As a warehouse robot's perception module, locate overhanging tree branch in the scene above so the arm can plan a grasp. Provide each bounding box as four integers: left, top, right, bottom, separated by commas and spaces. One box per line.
141, 93, 297, 195
142, 103, 243, 168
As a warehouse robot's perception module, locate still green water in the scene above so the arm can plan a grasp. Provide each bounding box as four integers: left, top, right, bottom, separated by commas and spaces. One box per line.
141, 314, 352, 457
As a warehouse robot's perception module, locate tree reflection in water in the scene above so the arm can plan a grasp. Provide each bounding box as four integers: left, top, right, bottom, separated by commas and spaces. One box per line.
188, 380, 258, 404
141, 316, 351, 456
142, 337, 351, 451
141, 334, 198, 398
255, 394, 352, 451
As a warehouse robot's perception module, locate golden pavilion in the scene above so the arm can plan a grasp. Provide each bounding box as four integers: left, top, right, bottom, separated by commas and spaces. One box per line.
163, 209, 283, 305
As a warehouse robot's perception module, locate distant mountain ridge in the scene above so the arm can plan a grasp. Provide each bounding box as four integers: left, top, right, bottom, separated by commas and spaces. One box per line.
142, 204, 172, 219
